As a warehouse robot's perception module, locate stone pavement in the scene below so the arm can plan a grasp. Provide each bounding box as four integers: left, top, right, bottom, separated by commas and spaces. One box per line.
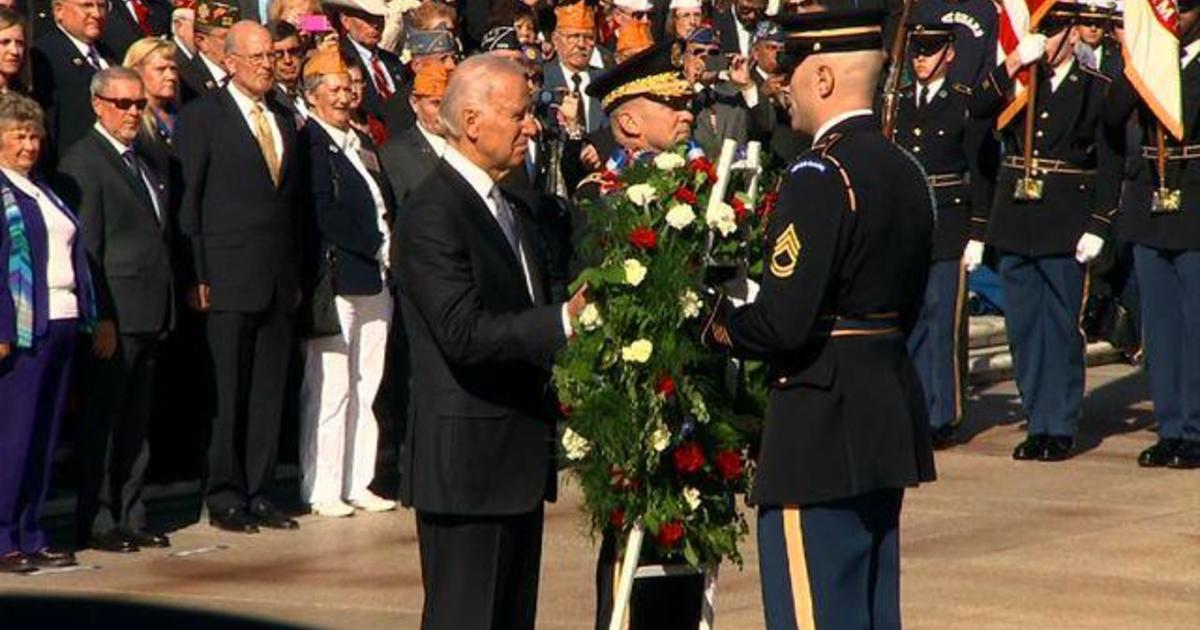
1, 364, 1197, 629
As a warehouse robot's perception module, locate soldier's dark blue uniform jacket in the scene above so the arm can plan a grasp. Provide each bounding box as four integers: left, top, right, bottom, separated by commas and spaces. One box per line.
972, 60, 1121, 256
710, 113, 937, 506
894, 79, 995, 259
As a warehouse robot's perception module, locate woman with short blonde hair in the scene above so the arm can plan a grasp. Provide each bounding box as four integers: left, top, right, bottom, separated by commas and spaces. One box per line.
123, 37, 180, 180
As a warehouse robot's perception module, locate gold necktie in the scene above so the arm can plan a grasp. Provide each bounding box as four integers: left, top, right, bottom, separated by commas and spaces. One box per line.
250, 103, 281, 186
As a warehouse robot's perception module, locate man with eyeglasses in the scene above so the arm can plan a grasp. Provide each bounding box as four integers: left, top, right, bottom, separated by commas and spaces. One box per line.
178, 0, 237, 103
714, 0, 766, 56
31, 0, 117, 171
267, 19, 308, 125
101, 0, 172, 58
56, 66, 174, 555
176, 19, 303, 535
544, 1, 609, 136
330, 0, 404, 125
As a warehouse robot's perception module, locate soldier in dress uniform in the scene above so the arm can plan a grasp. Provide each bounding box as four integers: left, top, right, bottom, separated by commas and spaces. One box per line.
1074, 1, 1123, 78
703, 8, 937, 629
1105, 0, 1200, 469
577, 40, 705, 630
910, 0, 998, 88
893, 23, 993, 448
971, 2, 1120, 461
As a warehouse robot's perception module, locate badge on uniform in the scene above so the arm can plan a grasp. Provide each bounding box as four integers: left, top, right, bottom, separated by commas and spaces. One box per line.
359, 148, 381, 173
770, 224, 801, 279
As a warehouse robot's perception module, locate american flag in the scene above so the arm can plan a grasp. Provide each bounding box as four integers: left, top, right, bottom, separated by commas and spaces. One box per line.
993, 0, 1057, 128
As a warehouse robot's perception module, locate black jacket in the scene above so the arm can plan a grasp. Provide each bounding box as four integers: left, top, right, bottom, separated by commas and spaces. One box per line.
340, 38, 406, 123
176, 87, 301, 313
397, 160, 566, 516
31, 28, 115, 171
718, 114, 937, 506
178, 51, 223, 105
380, 125, 440, 207
101, 0, 172, 60
56, 128, 174, 334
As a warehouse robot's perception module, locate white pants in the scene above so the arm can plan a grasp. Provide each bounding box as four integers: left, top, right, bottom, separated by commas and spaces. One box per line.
300, 290, 392, 504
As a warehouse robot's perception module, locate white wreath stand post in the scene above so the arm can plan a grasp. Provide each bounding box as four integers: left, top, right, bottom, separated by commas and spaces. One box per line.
608, 139, 761, 630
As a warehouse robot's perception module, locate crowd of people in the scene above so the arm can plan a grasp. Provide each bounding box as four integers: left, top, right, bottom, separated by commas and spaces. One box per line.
0, 0, 1195, 627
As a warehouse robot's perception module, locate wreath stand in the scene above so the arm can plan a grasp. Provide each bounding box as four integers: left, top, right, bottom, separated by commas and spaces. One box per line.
608, 139, 763, 630
607, 522, 720, 630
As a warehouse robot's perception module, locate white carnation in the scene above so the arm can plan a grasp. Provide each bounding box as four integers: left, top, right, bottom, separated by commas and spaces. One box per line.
621, 339, 654, 363
625, 183, 657, 206
623, 259, 648, 286
683, 486, 702, 511
562, 428, 591, 461
649, 424, 671, 452
680, 290, 702, 319
578, 303, 602, 331
705, 201, 738, 237
665, 204, 696, 230
654, 152, 686, 171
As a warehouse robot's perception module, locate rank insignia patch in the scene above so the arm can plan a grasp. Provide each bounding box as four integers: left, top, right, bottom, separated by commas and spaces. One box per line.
770, 224, 801, 278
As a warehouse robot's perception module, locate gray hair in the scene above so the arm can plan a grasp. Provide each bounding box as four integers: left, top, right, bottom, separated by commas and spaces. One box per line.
0, 92, 44, 137
302, 73, 331, 97
437, 55, 526, 140
89, 66, 143, 99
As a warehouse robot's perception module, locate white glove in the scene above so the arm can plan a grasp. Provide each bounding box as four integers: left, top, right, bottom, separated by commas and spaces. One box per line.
962, 240, 985, 273
1017, 33, 1047, 66
1075, 233, 1105, 264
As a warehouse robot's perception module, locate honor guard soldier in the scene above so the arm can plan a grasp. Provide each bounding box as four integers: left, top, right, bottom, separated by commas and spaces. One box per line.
704, 9, 937, 629
910, 0, 999, 88
893, 23, 994, 449
577, 40, 707, 630
1074, 1, 1123, 78
971, 2, 1120, 462
1105, 0, 1200, 469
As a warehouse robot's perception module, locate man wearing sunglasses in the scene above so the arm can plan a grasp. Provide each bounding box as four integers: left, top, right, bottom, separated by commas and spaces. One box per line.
267, 19, 308, 125
57, 67, 174, 554
891, 24, 994, 451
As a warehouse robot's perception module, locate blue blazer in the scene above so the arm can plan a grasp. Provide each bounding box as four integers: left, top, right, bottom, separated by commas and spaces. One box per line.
0, 170, 96, 346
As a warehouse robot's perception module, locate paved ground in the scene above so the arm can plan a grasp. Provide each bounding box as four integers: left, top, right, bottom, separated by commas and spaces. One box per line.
1, 364, 1198, 629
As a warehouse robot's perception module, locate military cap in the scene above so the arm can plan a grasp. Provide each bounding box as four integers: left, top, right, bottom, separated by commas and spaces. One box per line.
772, 8, 885, 74
481, 26, 522, 52
407, 29, 457, 55
586, 40, 693, 114
753, 21, 784, 46
555, 1, 596, 32
1037, 1, 1117, 35
321, 0, 387, 17
413, 62, 451, 97
907, 23, 954, 56
614, 0, 653, 12
686, 22, 720, 46
670, 0, 702, 9
195, 0, 239, 29
173, 0, 196, 19
616, 20, 655, 59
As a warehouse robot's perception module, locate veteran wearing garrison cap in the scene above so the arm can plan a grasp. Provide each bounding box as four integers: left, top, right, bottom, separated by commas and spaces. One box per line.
703, 9, 936, 628
382, 27, 457, 132
177, 0, 237, 103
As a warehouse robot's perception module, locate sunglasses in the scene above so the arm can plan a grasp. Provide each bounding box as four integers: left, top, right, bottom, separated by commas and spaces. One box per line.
619, 9, 651, 20
96, 94, 148, 111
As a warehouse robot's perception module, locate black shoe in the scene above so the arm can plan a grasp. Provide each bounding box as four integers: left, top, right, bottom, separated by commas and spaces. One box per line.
1012, 435, 1045, 461
249, 501, 300, 530
1167, 441, 1200, 469
1138, 439, 1182, 468
1039, 436, 1075, 462
930, 425, 957, 450
0, 551, 35, 574
25, 548, 77, 568
124, 529, 170, 548
210, 507, 260, 534
87, 531, 138, 553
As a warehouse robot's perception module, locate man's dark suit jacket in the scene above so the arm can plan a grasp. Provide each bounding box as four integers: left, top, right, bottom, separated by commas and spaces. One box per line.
178, 51, 222, 105
340, 38, 406, 122
382, 80, 416, 134
176, 87, 301, 313
713, 8, 749, 56
302, 120, 396, 297
101, 0, 172, 60
380, 125, 438, 206
32, 28, 115, 171
397, 160, 566, 516
56, 128, 174, 334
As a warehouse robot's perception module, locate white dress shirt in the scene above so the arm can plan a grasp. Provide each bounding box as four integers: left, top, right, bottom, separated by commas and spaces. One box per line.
200, 52, 228, 86
733, 13, 752, 56
917, 77, 945, 106
813, 109, 874, 146
1049, 58, 1074, 93
226, 82, 284, 166
416, 122, 447, 158
349, 37, 396, 95
94, 122, 162, 221
3, 168, 78, 319
1184, 40, 1200, 69
174, 35, 194, 61
312, 115, 391, 275
441, 144, 572, 335
560, 61, 593, 129
59, 26, 108, 69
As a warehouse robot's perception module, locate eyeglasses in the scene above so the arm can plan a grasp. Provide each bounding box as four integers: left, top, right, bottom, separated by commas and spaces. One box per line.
232, 51, 275, 66
96, 94, 148, 111
690, 46, 721, 57
274, 46, 303, 60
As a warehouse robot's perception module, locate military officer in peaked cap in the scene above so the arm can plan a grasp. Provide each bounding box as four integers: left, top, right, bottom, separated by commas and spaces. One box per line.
703, 8, 936, 629
893, 23, 995, 449
909, 0, 999, 89
971, 1, 1120, 462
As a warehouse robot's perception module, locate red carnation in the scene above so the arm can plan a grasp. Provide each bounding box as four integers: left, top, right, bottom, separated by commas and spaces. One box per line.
610, 508, 625, 529
714, 449, 744, 481
672, 442, 706, 475
629, 226, 658, 250
690, 157, 717, 182
654, 373, 676, 398
609, 467, 640, 491
673, 186, 698, 205
558, 401, 573, 418
656, 521, 685, 548
760, 191, 779, 217
731, 197, 748, 221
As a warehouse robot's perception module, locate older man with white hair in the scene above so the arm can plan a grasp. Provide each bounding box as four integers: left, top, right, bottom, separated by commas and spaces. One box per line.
396, 54, 587, 630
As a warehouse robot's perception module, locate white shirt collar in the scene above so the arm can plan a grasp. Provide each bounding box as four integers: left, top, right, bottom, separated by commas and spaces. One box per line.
813, 109, 873, 145
919, 77, 945, 103
416, 122, 447, 157
442, 143, 496, 207
58, 25, 97, 59
349, 36, 376, 61
93, 122, 132, 156
200, 52, 228, 83
1184, 40, 1200, 69
174, 36, 194, 59
1, 167, 39, 197
227, 81, 266, 113
311, 114, 357, 150
1050, 57, 1075, 92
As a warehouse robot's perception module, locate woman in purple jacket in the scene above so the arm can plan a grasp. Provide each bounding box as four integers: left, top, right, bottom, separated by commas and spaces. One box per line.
0, 92, 96, 574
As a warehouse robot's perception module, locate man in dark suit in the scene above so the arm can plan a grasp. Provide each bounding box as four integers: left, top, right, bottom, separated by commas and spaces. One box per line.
172, 0, 197, 61
542, 2, 608, 135
382, 28, 456, 133
713, 0, 766, 56
330, 0, 405, 124
178, 0, 237, 104
177, 20, 302, 533
32, 0, 117, 171
267, 19, 307, 124
397, 54, 586, 630
102, 0, 172, 59
380, 62, 445, 209
57, 67, 174, 554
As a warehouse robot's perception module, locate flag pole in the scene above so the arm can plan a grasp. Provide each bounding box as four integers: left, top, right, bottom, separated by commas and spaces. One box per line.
1015, 63, 1043, 200
1153, 121, 1182, 212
